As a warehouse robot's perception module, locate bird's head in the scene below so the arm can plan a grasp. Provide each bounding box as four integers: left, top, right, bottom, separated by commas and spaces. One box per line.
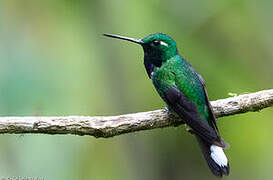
141, 33, 178, 62
104, 33, 178, 78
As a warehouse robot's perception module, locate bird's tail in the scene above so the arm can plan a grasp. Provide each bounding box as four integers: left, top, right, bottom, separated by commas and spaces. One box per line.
195, 135, 230, 177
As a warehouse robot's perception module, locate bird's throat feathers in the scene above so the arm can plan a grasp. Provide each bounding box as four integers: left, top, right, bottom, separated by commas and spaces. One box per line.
144, 55, 161, 78
143, 49, 178, 78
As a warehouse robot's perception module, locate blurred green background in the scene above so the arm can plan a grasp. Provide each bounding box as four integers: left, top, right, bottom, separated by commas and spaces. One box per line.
0, 0, 272, 179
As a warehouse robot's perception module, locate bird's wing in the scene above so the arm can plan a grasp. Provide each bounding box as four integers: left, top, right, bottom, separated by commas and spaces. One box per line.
197, 74, 229, 148
196, 74, 219, 133
164, 85, 225, 147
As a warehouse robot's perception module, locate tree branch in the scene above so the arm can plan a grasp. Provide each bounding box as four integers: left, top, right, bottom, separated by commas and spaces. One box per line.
0, 89, 272, 137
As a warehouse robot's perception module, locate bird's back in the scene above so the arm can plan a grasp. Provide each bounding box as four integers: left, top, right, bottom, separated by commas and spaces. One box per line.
152, 55, 212, 125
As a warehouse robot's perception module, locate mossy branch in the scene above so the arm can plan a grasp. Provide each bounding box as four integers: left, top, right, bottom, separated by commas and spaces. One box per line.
0, 89, 272, 137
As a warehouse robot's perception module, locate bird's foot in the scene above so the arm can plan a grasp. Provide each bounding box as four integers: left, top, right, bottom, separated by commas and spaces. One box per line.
165, 107, 185, 126
186, 126, 194, 134
164, 106, 175, 115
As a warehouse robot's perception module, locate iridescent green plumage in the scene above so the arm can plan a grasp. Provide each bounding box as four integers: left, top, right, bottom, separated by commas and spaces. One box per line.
104, 33, 230, 177
152, 55, 210, 123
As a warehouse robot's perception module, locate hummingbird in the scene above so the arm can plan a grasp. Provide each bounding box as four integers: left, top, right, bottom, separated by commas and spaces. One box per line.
104, 33, 230, 177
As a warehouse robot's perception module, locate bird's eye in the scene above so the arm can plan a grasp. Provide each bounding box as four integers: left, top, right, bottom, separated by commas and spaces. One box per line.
152, 40, 160, 46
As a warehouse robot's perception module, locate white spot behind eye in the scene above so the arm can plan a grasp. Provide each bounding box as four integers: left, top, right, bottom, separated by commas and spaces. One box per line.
160, 41, 168, 47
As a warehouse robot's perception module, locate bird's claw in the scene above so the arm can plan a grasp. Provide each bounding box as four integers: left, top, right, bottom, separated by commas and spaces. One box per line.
186, 127, 194, 134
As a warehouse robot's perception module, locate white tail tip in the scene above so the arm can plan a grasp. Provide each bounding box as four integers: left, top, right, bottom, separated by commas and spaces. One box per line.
210, 145, 228, 167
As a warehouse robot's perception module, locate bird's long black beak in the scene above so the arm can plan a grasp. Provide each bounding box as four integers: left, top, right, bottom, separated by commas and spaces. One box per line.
103, 33, 143, 45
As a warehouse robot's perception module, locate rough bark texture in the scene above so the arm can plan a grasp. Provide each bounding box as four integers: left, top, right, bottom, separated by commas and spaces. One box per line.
0, 89, 272, 138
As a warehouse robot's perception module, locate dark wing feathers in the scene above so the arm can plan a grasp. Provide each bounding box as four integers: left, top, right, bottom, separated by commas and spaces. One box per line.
197, 74, 219, 132
165, 86, 225, 147
197, 74, 230, 148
